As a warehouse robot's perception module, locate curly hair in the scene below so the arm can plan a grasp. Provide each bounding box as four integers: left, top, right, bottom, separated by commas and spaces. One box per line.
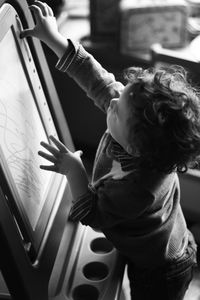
123, 65, 200, 173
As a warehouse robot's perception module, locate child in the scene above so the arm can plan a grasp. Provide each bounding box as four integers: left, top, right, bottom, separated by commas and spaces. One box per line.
21, 2, 199, 299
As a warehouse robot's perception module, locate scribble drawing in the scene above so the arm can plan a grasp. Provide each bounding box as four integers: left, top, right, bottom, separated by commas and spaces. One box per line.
0, 83, 42, 203
0, 29, 52, 229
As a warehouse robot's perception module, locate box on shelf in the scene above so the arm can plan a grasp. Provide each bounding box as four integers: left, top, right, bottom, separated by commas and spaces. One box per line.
120, 0, 189, 55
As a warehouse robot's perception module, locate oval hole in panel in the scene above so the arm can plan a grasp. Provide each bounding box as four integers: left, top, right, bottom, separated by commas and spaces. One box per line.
90, 237, 114, 254
83, 262, 109, 281
72, 284, 99, 300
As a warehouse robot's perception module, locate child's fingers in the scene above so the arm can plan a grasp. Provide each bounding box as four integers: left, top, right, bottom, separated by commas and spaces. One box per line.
29, 4, 43, 22
20, 29, 34, 39
40, 141, 60, 156
38, 150, 57, 163
20, 5, 41, 39
49, 135, 68, 153
35, 0, 49, 7
47, 4, 54, 17
34, 1, 54, 17
34, 1, 49, 17
40, 164, 58, 172
35, 1, 54, 17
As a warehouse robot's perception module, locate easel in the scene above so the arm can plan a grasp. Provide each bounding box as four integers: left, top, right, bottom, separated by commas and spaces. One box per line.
0, 1, 124, 299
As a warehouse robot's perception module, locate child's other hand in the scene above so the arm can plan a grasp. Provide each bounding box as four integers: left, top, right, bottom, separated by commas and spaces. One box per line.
20, 1, 59, 45
38, 135, 83, 176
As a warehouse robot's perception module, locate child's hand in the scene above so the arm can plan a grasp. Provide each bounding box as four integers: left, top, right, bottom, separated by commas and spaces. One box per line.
38, 135, 83, 176
20, 1, 68, 57
20, 1, 57, 42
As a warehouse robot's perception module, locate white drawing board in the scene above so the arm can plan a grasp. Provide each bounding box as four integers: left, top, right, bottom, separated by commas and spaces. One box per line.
0, 29, 52, 230
0, 4, 65, 257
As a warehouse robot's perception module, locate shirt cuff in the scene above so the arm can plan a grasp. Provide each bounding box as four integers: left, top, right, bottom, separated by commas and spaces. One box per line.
68, 185, 95, 222
55, 39, 76, 72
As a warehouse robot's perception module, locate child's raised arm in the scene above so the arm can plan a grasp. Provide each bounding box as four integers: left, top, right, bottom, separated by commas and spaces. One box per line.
21, 1, 124, 112
20, 1, 69, 58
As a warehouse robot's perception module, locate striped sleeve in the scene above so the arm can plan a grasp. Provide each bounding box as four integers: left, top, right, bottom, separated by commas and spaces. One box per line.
56, 39, 77, 72
68, 185, 95, 222
55, 39, 124, 113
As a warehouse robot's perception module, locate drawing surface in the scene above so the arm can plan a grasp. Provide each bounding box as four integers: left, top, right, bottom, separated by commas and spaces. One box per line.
0, 29, 51, 230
